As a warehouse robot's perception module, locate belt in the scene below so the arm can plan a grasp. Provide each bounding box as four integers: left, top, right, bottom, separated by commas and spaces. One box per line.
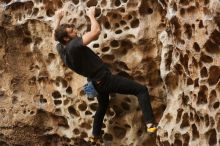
96, 80, 102, 84
94, 73, 109, 85
91, 71, 111, 85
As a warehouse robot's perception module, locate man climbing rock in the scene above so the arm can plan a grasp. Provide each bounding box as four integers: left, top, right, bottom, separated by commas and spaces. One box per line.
54, 6, 157, 143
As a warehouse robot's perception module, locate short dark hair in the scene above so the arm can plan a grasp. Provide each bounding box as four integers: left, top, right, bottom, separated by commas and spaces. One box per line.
54, 24, 74, 44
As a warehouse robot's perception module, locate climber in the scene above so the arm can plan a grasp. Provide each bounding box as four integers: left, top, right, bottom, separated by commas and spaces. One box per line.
54, 7, 157, 143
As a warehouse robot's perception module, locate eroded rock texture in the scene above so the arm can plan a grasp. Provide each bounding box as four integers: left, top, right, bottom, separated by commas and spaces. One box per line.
0, 0, 219, 146
157, 0, 220, 146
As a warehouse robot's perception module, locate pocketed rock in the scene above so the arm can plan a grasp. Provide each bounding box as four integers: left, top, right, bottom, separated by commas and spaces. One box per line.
0, 0, 219, 146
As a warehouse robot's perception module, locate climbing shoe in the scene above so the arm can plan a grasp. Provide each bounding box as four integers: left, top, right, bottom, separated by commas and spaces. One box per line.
146, 123, 157, 133
88, 136, 100, 145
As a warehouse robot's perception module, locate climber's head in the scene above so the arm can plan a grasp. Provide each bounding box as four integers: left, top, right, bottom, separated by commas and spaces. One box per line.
54, 24, 77, 45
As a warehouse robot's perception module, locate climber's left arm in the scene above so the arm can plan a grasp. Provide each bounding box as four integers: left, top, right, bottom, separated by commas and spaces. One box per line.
54, 10, 64, 30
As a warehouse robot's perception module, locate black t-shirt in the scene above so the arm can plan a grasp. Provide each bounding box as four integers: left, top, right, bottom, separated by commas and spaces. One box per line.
56, 37, 110, 81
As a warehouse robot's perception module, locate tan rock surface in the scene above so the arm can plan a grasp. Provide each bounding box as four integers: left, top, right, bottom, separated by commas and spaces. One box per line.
0, 0, 219, 146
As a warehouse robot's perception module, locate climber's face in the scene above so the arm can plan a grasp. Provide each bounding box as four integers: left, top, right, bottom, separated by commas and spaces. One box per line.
63, 26, 77, 43
66, 27, 77, 39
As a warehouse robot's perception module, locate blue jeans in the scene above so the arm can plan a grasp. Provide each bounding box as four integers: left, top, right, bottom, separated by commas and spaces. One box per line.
92, 73, 155, 136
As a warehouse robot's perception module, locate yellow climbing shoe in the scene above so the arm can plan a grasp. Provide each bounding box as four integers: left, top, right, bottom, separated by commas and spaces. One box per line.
147, 127, 157, 133
146, 123, 157, 133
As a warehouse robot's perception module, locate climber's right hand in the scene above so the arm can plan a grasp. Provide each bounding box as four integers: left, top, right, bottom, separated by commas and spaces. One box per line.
56, 10, 64, 20
86, 6, 96, 18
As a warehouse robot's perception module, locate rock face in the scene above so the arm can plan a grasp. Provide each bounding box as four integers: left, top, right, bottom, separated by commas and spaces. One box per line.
0, 0, 219, 146
157, 0, 220, 146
